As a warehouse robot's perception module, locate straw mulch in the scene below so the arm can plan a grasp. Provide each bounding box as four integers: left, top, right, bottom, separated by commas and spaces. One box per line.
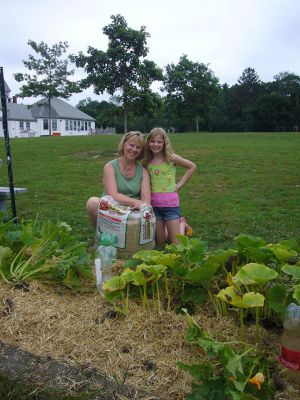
0, 275, 298, 399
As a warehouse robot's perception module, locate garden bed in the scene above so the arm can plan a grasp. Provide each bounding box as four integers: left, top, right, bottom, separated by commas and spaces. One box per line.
0, 278, 298, 399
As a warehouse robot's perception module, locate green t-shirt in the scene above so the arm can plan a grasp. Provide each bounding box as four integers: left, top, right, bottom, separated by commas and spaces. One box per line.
110, 159, 143, 199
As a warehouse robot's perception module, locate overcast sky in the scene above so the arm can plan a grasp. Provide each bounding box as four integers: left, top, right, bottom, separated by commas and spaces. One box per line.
1, 0, 300, 106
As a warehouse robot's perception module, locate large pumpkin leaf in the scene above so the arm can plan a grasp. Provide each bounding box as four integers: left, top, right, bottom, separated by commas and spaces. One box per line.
243, 246, 275, 264
142, 264, 166, 276
102, 276, 125, 292
205, 248, 237, 268
267, 284, 288, 314
133, 270, 147, 286
133, 250, 161, 262
217, 286, 265, 308
278, 239, 300, 253
267, 244, 298, 263
234, 234, 266, 249
282, 264, 300, 280
150, 253, 179, 267
185, 261, 221, 283
233, 263, 278, 285
121, 267, 135, 283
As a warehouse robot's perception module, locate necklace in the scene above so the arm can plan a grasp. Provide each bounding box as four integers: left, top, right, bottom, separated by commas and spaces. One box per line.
120, 159, 135, 178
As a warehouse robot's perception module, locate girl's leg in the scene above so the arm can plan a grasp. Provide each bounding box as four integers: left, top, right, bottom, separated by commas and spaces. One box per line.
155, 220, 167, 246
86, 197, 100, 227
179, 217, 186, 235
165, 219, 181, 244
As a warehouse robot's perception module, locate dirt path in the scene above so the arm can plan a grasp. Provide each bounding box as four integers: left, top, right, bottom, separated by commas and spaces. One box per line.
0, 340, 160, 399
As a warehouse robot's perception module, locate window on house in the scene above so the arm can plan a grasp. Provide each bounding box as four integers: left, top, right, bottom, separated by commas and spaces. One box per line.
26, 121, 30, 130
88, 121, 91, 129
65, 120, 69, 131
43, 119, 48, 130
85, 121, 88, 130
70, 120, 73, 130
77, 120, 80, 131
19, 121, 24, 129
52, 119, 57, 130
81, 121, 84, 130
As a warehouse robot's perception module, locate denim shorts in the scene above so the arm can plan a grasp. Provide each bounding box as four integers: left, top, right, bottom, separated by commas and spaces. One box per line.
153, 206, 180, 221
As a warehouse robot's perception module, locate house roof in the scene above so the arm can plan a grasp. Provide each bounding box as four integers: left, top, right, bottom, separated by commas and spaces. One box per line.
0, 102, 35, 121
0, 96, 95, 122
31, 97, 95, 121
9, 104, 36, 121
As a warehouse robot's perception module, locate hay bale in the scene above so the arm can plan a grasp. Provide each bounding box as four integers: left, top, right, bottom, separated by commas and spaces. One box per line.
96, 196, 156, 259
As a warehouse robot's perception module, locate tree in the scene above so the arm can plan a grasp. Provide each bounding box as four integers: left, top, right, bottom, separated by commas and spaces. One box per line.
72, 14, 163, 133
76, 98, 122, 130
227, 67, 262, 131
14, 40, 81, 135
272, 72, 300, 130
163, 55, 219, 132
237, 67, 261, 99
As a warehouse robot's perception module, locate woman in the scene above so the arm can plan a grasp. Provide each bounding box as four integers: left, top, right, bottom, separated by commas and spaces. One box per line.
87, 131, 151, 227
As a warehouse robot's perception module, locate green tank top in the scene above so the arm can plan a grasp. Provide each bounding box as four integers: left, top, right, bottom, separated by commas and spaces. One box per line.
147, 162, 177, 193
111, 159, 143, 199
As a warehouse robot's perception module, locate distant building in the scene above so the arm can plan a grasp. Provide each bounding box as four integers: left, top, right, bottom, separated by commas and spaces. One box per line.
0, 82, 96, 138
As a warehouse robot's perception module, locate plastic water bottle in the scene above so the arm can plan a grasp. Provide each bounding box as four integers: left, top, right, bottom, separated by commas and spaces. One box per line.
279, 303, 300, 385
95, 233, 117, 287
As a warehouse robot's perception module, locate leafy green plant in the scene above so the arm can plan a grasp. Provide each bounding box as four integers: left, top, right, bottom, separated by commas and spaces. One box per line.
103, 236, 238, 314
218, 234, 300, 331
0, 215, 93, 291
177, 310, 275, 399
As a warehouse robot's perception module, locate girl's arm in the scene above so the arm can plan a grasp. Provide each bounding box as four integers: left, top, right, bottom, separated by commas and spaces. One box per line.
171, 154, 196, 192
140, 168, 151, 206
103, 162, 143, 208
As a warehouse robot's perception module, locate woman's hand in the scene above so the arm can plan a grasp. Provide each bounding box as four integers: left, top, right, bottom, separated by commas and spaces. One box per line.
131, 199, 145, 210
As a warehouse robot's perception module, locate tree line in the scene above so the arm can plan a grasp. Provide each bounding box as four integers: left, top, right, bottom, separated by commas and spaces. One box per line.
15, 14, 300, 134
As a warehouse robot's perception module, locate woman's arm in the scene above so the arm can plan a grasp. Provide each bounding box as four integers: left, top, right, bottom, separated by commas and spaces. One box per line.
171, 154, 196, 192
103, 162, 144, 208
140, 168, 151, 205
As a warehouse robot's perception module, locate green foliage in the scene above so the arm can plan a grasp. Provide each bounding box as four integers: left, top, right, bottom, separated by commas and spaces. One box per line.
103, 235, 240, 314
164, 55, 220, 132
0, 215, 92, 291
177, 311, 275, 399
72, 14, 163, 132
14, 40, 81, 135
76, 98, 122, 130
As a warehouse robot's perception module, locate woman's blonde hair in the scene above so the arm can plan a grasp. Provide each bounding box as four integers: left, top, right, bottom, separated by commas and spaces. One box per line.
118, 131, 145, 161
143, 127, 173, 165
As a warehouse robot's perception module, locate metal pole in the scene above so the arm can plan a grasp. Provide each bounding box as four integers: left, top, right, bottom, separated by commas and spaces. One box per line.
0, 67, 17, 221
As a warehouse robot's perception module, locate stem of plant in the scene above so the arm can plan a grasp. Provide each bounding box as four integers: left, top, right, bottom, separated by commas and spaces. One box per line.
143, 283, 150, 312
255, 307, 260, 344
125, 284, 129, 314
156, 280, 161, 314
164, 272, 171, 311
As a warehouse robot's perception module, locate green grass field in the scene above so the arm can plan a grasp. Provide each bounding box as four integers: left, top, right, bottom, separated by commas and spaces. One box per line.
0, 132, 299, 250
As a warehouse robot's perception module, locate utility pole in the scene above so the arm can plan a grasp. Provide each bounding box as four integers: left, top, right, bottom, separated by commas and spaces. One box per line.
0, 67, 17, 221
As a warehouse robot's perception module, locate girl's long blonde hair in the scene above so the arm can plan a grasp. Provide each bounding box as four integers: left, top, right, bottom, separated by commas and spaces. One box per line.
143, 127, 174, 165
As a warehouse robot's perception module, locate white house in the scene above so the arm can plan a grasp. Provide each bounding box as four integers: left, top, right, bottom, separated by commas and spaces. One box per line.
0, 82, 96, 138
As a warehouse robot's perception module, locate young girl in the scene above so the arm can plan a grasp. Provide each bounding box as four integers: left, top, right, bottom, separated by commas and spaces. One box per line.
144, 127, 196, 245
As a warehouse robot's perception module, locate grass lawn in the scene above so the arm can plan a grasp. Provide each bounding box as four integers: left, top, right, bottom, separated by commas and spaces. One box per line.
0, 131, 299, 250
